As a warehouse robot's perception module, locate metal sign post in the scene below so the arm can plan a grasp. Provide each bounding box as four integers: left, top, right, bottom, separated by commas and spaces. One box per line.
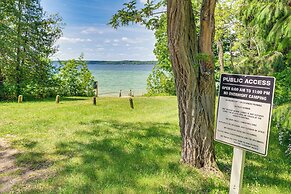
229, 147, 245, 194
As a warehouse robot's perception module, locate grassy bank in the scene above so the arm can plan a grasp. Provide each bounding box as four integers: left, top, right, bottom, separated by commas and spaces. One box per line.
0, 97, 290, 193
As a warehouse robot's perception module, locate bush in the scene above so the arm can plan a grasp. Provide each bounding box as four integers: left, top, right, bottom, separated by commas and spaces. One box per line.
57, 55, 94, 97
273, 103, 291, 158
147, 67, 176, 96
274, 67, 291, 105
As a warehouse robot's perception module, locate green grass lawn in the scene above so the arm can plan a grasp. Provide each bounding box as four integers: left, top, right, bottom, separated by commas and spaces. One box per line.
0, 97, 290, 193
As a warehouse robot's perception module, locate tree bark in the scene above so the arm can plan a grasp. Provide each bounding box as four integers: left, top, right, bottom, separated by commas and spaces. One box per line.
230, 41, 234, 68
16, 0, 22, 97
217, 40, 224, 73
0, 69, 3, 92
167, 0, 216, 169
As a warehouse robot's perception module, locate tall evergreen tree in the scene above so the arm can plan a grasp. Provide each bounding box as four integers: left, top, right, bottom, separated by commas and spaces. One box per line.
0, 0, 62, 98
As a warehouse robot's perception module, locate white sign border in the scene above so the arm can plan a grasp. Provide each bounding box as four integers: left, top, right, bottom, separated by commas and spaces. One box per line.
214, 73, 276, 156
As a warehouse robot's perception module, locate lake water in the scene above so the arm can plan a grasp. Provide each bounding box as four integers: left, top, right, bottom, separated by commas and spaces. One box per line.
88, 63, 155, 96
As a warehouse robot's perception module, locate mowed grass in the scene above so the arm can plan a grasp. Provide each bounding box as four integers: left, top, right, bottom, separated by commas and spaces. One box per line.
0, 97, 290, 193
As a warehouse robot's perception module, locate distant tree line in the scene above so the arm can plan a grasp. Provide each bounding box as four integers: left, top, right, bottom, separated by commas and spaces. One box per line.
84, 60, 157, 65
0, 0, 94, 100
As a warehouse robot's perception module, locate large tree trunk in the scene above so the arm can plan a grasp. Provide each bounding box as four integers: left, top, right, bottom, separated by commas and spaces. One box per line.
167, 0, 216, 169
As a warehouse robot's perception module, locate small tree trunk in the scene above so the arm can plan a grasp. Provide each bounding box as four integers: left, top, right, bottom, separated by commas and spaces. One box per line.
129, 97, 134, 109
167, 0, 216, 169
217, 40, 224, 73
0, 69, 3, 90
93, 96, 96, 105
230, 41, 234, 68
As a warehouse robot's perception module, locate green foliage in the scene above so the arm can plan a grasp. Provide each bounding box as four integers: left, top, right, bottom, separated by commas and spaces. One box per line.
232, 51, 286, 75
109, 0, 166, 30
215, 0, 290, 105
241, 0, 290, 53
57, 55, 94, 97
147, 14, 176, 96
272, 103, 291, 158
274, 67, 291, 105
0, 0, 62, 99
214, 0, 238, 80
215, 0, 236, 42
147, 66, 176, 95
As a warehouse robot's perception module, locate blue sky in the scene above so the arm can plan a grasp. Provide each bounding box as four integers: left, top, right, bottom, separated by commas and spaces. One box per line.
41, 0, 156, 61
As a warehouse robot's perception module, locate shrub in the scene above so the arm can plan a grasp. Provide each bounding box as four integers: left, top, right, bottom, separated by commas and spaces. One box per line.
273, 103, 291, 158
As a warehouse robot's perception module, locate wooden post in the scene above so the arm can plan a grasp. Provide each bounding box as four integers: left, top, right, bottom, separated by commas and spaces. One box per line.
119, 90, 122, 97
129, 89, 132, 97
18, 95, 23, 103
229, 147, 246, 194
93, 96, 96, 105
56, 95, 60, 104
129, 97, 134, 109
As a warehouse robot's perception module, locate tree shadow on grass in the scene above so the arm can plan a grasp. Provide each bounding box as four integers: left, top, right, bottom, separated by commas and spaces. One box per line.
9, 138, 53, 171
53, 120, 228, 193
215, 126, 291, 192
0, 139, 54, 193
242, 127, 291, 190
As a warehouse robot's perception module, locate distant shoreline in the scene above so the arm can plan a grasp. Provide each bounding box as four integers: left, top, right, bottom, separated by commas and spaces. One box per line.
52, 60, 157, 65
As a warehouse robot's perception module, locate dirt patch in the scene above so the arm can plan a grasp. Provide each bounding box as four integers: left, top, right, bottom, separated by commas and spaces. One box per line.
0, 138, 52, 193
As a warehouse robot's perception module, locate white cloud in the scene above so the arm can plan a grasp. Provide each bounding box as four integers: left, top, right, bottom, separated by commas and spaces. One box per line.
81, 27, 104, 34
96, 47, 105, 51
104, 39, 111, 43
84, 48, 94, 52
121, 37, 128, 41
52, 25, 156, 60
133, 46, 146, 50
140, 0, 149, 4
59, 37, 92, 43
121, 36, 142, 44
104, 37, 143, 45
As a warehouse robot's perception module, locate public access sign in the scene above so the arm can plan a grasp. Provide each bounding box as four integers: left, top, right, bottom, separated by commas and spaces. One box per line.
215, 74, 275, 156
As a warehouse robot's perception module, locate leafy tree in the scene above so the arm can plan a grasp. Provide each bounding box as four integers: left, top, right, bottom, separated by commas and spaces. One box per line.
0, 0, 62, 99
214, 0, 237, 74
241, 0, 290, 54
147, 13, 175, 95
147, 66, 175, 95
231, 0, 290, 104
111, 0, 217, 169
58, 55, 94, 97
